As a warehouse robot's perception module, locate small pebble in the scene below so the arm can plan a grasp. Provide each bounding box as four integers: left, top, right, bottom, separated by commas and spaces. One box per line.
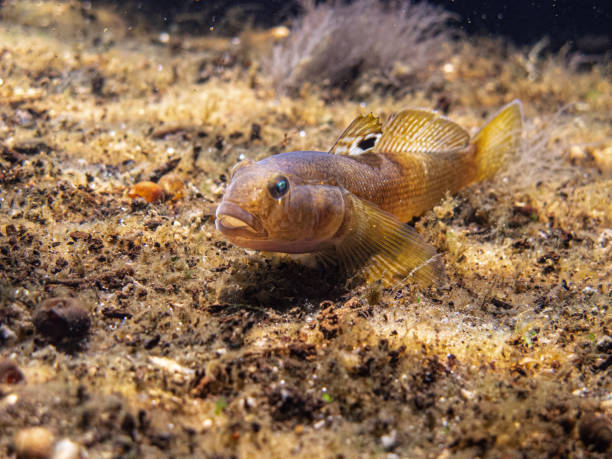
158, 174, 185, 200
590, 145, 612, 174
0, 358, 25, 384
33, 297, 91, 342
158, 32, 170, 44
0, 324, 17, 343
569, 145, 587, 162
313, 420, 325, 430
601, 399, 612, 415
578, 413, 612, 452
14, 426, 56, 459
148, 356, 195, 375
51, 438, 86, 459
202, 418, 213, 430
381, 429, 398, 451
596, 336, 612, 353
128, 181, 164, 203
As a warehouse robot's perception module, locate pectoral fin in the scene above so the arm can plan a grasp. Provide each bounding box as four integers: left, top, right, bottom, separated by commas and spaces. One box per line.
331, 193, 444, 287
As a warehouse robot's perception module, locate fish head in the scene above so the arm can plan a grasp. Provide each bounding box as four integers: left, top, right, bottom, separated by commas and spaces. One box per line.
216, 159, 345, 252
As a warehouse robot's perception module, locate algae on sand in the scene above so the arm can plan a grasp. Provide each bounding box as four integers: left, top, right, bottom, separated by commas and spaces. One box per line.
0, 1, 611, 457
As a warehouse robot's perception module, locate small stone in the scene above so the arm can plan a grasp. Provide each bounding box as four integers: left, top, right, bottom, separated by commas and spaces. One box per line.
0, 324, 17, 344
14, 427, 56, 459
590, 145, 612, 174
582, 286, 596, 295
578, 413, 612, 452
148, 356, 195, 375
158, 174, 185, 200
127, 181, 164, 203
596, 336, 612, 353
381, 429, 398, 451
0, 358, 25, 384
202, 418, 213, 430
51, 438, 86, 459
313, 420, 325, 430
569, 145, 587, 162
601, 399, 612, 415
33, 297, 91, 342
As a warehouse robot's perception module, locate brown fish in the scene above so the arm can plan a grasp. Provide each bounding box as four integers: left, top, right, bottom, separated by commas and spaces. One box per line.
216, 101, 523, 285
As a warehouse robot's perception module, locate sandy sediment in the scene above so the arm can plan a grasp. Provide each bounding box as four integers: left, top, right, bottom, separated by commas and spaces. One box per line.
0, 2, 610, 457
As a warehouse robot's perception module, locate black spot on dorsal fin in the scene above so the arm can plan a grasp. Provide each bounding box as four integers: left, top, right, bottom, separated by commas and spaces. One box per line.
357, 137, 377, 151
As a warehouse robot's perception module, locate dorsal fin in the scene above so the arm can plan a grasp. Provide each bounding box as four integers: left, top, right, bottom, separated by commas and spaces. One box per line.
375, 109, 470, 154
329, 113, 383, 156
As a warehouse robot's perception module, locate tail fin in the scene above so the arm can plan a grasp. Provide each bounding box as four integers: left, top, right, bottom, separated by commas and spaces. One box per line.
472, 100, 523, 182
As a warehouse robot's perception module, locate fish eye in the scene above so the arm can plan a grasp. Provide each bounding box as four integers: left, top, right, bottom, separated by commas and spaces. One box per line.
268, 175, 290, 199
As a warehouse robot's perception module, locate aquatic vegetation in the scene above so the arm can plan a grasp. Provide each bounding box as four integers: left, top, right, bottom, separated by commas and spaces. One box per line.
267, 0, 455, 92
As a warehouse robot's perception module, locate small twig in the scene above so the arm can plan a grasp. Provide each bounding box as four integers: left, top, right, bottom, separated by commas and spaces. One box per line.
41, 268, 134, 287
42, 277, 89, 287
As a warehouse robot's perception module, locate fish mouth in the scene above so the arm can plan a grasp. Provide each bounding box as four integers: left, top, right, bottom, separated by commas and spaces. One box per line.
215, 202, 267, 239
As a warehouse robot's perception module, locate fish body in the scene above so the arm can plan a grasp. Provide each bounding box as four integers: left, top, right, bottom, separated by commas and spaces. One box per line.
216, 101, 523, 285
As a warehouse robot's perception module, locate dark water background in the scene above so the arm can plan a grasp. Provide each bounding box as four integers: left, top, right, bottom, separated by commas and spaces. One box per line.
90, 0, 611, 53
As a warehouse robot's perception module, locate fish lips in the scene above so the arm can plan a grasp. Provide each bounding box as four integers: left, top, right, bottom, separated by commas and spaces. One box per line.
215, 201, 268, 239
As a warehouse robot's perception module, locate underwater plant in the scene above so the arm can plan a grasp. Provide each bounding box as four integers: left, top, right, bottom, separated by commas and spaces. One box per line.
267, 0, 455, 92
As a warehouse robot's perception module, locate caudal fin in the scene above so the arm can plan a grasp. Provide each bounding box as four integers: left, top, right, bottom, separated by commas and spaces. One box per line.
472, 100, 523, 182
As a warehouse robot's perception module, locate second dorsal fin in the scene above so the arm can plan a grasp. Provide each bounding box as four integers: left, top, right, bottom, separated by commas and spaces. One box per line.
329, 113, 383, 156
375, 109, 470, 154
